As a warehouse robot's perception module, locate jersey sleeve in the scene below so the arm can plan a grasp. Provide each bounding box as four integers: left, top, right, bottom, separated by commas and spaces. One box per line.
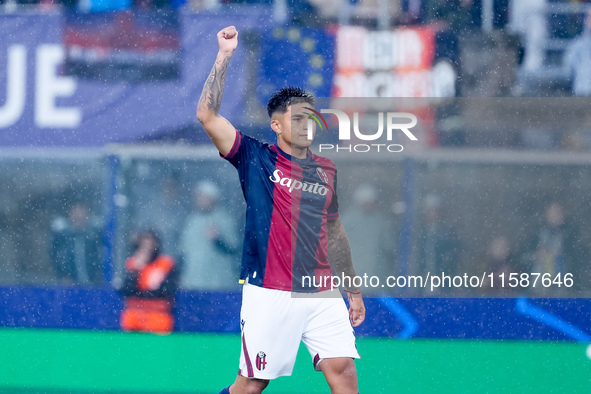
327, 170, 339, 220
220, 129, 263, 169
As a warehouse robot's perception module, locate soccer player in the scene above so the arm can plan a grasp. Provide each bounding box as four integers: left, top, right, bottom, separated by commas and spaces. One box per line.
197, 26, 365, 394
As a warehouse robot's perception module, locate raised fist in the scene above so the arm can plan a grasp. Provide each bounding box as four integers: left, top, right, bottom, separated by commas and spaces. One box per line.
217, 25, 238, 54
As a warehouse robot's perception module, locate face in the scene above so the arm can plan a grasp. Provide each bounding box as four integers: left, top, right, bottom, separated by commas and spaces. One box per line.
196, 192, 216, 211
546, 203, 564, 227
272, 102, 316, 151
138, 233, 158, 253
69, 203, 89, 229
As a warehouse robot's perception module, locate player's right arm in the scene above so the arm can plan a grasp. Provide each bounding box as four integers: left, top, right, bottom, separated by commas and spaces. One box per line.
196, 26, 239, 156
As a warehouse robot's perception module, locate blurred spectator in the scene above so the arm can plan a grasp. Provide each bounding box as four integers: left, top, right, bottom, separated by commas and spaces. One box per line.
179, 180, 239, 290
424, 0, 481, 32
288, 0, 321, 26
340, 184, 396, 282
136, 170, 187, 259
399, 0, 425, 25
485, 31, 519, 96
416, 193, 459, 276
563, 10, 591, 96
560, 126, 591, 151
119, 230, 178, 334
482, 235, 519, 295
526, 201, 575, 277
50, 201, 103, 286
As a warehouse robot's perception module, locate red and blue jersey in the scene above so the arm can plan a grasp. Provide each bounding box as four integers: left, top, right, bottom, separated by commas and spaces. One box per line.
223, 130, 338, 292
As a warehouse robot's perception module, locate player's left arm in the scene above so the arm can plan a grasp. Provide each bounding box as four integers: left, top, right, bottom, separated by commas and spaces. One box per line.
327, 217, 365, 327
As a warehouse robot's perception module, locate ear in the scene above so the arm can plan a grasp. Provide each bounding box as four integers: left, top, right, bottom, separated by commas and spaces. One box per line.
270, 119, 281, 135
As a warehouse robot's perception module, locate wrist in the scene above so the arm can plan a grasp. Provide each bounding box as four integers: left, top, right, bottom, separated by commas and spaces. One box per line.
218, 49, 234, 57
344, 289, 362, 298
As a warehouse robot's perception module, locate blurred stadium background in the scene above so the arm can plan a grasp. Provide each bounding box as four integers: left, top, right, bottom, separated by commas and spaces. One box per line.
0, 0, 590, 392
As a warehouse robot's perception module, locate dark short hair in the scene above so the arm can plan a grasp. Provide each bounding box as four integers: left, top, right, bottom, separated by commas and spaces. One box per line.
266, 87, 315, 118
132, 229, 161, 256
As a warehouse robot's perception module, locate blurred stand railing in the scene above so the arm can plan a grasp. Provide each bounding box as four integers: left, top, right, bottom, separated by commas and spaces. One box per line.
0, 145, 590, 338
0, 143, 589, 298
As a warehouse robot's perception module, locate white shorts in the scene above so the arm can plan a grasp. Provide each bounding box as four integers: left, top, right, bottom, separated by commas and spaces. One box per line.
238, 282, 360, 380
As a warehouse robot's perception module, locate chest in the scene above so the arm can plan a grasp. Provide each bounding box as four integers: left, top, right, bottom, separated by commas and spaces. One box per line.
260, 156, 335, 212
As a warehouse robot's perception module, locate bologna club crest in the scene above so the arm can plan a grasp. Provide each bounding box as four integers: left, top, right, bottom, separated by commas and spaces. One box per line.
316, 167, 329, 184
256, 351, 267, 371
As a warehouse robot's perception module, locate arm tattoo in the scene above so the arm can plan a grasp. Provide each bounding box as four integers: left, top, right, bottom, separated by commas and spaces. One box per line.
327, 219, 359, 291
198, 55, 231, 116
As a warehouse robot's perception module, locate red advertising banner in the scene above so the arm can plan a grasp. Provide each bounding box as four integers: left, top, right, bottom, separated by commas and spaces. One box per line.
331, 25, 456, 147
333, 25, 454, 98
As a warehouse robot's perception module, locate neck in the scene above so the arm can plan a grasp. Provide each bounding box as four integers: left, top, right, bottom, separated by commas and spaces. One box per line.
278, 140, 308, 159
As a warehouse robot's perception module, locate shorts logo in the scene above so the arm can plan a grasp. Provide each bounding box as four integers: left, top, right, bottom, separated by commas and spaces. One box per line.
256, 351, 267, 371
316, 167, 329, 184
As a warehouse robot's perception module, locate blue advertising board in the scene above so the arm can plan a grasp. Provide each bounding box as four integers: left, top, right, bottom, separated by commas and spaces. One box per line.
0, 10, 269, 147
0, 286, 589, 341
